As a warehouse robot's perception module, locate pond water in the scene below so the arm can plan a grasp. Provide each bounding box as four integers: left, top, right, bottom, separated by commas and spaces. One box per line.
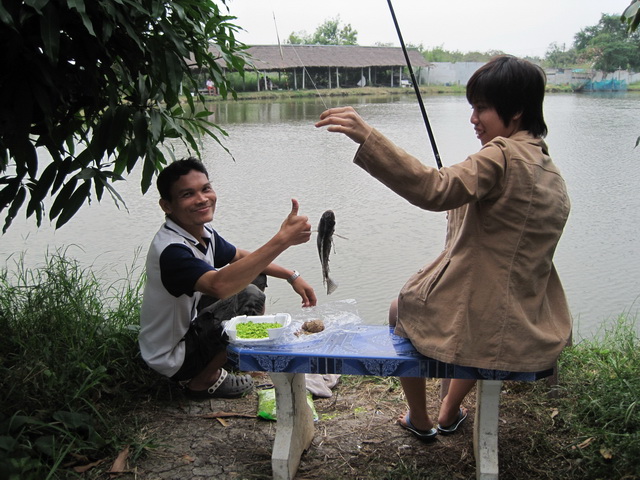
2, 92, 639, 340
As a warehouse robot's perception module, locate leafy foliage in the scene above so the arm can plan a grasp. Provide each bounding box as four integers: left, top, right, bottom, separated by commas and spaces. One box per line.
422, 46, 507, 63
0, 251, 160, 478
0, 0, 248, 232
573, 13, 640, 72
559, 315, 640, 479
544, 42, 577, 69
287, 16, 358, 45
622, 0, 640, 33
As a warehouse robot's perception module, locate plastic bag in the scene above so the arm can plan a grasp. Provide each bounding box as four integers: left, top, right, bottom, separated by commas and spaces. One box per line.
257, 387, 318, 421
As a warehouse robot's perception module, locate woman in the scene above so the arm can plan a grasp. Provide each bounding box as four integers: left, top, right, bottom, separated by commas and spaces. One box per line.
315, 55, 572, 441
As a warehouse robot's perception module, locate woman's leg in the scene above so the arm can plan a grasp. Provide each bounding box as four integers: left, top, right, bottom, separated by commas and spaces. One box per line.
438, 379, 476, 426
389, 298, 434, 430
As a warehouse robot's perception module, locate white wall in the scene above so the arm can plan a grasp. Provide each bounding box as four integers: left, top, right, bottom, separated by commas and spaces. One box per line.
419, 62, 639, 86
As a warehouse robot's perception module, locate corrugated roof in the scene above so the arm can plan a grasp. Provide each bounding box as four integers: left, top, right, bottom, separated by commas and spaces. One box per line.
216, 45, 430, 71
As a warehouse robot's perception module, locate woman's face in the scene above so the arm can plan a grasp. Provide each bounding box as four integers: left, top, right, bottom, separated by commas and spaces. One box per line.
470, 103, 521, 146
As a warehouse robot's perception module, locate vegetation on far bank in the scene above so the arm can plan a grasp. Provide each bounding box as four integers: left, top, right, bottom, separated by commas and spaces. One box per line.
197, 81, 638, 103
0, 253, 639, 479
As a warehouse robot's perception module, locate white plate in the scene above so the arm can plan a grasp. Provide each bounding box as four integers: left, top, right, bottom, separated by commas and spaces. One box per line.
224, 313, 292, 344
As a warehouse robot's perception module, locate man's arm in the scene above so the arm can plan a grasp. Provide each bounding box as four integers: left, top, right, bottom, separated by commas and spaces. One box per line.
233, 248, 317, 307
194, 199, 316, 306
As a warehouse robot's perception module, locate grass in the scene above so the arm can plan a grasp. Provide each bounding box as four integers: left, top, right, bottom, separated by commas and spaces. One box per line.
0, 252, 638, 479
558, 315, 640, 479
0, 251, 161, 479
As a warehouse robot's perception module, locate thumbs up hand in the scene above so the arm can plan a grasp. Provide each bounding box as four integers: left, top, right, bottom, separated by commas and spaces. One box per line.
280, 198, 312, 246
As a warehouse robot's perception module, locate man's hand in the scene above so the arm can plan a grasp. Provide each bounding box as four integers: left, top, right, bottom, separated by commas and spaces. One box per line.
290, 276, 317, 307
315, 106, 373, 145
279, 198, 312, 247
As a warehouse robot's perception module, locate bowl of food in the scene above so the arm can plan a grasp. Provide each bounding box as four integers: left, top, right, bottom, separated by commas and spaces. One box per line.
224, 313, 292, 344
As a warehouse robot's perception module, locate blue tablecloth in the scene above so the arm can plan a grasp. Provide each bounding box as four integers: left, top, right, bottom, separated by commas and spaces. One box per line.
227, 325, 552, 381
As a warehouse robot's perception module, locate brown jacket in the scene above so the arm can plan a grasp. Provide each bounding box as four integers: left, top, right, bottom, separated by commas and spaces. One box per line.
355, 129, 572, 372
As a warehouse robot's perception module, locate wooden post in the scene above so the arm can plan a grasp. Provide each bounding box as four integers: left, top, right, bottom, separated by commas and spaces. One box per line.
270, 372, 315, 480
473, 380, 502, 480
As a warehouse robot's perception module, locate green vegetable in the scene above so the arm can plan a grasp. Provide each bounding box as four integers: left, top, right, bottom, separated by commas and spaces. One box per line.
236, 321, 282, 339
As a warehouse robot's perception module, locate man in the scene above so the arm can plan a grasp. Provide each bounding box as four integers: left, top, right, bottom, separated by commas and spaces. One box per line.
139, 158, 317, 399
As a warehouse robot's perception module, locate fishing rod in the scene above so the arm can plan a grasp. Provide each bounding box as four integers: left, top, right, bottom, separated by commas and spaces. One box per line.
386, 0, 443, 169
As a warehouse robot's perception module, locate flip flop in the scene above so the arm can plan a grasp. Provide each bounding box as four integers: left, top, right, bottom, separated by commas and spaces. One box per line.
437, 408, 468, 435
399, 414, 438, 442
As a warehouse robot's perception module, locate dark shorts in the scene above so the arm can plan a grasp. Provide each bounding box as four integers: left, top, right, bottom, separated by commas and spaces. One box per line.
171, 280, 266, 382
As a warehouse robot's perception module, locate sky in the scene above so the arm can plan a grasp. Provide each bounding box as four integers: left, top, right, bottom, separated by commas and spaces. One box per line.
225, 0, 632, 58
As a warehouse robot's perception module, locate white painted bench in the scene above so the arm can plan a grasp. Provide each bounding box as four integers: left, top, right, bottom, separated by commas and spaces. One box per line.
228, 324, 552, 480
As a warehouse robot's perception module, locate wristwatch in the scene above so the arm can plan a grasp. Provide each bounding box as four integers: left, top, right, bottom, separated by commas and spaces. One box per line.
287, 270, 300, 284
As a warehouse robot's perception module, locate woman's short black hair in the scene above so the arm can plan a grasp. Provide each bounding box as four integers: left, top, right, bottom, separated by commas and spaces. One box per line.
466, 55, 548, 138
156, 157, 209, 201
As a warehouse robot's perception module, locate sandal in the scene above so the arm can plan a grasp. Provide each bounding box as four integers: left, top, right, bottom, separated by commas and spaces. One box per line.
437, 408, 468, 435
399, 413, 438, 443
184, 368, 254, 399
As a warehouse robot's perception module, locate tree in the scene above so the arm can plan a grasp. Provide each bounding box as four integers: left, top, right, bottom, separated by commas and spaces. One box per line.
0, 0, 247, 232
287, 16, 358, 45
544, 42, 577, 69
573, 13, 640, 72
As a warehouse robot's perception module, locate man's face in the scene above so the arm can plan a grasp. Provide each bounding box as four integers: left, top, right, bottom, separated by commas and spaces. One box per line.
160, 170, 217, 233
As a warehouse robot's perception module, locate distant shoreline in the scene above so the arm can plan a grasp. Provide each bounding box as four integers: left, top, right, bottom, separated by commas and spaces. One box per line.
204, 83, 640, 102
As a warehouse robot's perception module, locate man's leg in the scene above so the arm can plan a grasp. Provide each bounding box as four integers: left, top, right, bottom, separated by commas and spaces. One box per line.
186, 350, 227, 391
182, 283, 266, 398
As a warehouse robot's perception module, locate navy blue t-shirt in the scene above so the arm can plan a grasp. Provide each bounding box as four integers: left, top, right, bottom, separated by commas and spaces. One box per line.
159, 231, 236, 297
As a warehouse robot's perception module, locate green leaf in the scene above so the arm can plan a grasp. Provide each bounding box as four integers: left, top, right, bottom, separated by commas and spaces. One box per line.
0, 178, 21, 212
102, 180, 127, 211
94, 174, 105, 201
40, 4, 60, 63
55, 180, 91, 228
51, 157, 73, 194
49, 178, 77, 220
24, 0, 49, 14
2, 185, 26, 233
66, 0, 95, 36
133, 110, 148, 156
141, 150, 156, 195
26, 161, 58, 217
0, 4, 13, 24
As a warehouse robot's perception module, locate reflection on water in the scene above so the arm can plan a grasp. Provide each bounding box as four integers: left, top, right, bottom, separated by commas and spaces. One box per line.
2, 93, 639, 339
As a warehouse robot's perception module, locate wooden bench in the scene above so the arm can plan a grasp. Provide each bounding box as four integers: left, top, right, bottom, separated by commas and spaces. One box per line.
227, 324, 552, 480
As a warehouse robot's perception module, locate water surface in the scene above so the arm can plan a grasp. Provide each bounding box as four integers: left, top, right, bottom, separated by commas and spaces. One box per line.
2, 93, 639, 339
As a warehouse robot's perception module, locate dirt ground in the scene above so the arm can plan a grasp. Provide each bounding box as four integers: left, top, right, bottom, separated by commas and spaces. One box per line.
114, 372, 579, 480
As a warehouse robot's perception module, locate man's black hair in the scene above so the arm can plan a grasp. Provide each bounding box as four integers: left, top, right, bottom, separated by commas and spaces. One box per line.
156, 157, 209, 201
466, 55, 548, 138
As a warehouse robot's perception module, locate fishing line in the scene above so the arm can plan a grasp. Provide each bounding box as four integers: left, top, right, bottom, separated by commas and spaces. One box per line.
272, 11, 330, 214
272, 11, 328, 109
386, 0, 443, 169
290, 46, 329, 110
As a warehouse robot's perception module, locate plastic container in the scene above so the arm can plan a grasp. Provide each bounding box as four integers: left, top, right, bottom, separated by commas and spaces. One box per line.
224, 313, 292, 344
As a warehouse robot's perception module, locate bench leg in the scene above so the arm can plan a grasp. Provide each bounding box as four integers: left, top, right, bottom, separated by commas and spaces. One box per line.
270, 372, 315, 480
473, 380, 502, 480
